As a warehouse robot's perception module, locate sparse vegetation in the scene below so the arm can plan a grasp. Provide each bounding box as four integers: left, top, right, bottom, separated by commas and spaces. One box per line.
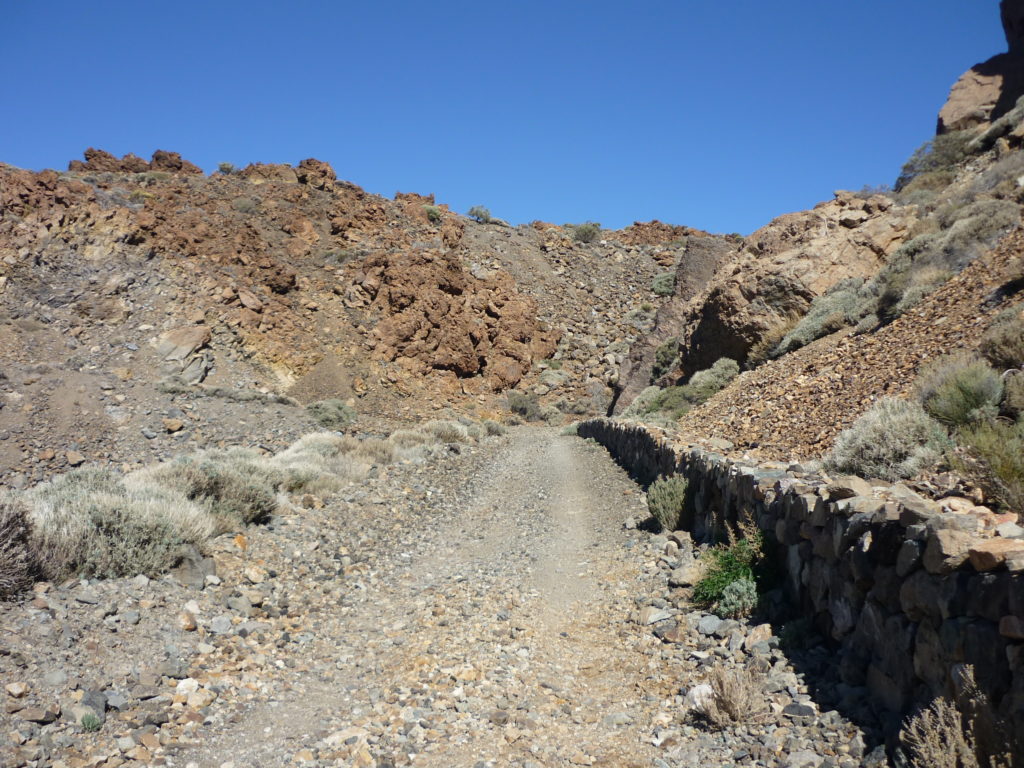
507, 391, 543, 421
979, 304, 1024, 370
467, 205, 492, 223
306, 399, 357, 430
685, 358, 740, 402
571, 222, 601, 243
651, 272, 675, 297
901, 665, 1019, 768
0, 495, 36, 599
773, 282, 862, 356
824, 397, 949, 481
424, 205, 443, 224
80, 713, 102, 732
647, 474, 688, 531
916, 354, 1003, 428
651, 338, 679, 381
640, 358, 740, 423
218, 162, 237, 175
696, 666, 769, 727
231, 196, 258, 214
134, 449, 281, 533
692, 533, 763, 613
895, 130, 977, 193
25, 468, 215, 580
952, 420, 1024, 521
482, 419, 507, 436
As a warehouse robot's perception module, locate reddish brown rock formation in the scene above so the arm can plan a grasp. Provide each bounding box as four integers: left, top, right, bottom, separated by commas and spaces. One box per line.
347, 250, 558, 390
68, 148, 202, 175
938, 0, 1024, 133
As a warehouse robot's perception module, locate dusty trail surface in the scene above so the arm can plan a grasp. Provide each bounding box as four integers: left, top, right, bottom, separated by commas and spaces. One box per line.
2, 428, 879, 768
177, 429, 662, 768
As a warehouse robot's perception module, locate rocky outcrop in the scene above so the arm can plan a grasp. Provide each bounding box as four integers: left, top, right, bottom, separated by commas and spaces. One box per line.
610, 220, 710, 247
658, 193, 914, 380
580, 417, 1024, 741
346, 249, 559, 390
612, 235, 736, 413
68, 148, 202, 175
938, 0, 1024, 133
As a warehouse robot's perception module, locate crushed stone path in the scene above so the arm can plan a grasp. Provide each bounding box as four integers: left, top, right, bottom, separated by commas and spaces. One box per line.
2, 427, 884, 768
174, 428, 662, 768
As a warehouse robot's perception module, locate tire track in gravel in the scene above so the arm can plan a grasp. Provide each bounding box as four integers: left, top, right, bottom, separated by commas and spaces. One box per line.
175, 428, 662, 768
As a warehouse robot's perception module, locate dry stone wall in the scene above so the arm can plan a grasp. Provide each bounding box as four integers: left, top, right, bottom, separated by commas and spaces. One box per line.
579, 418, 1024, 731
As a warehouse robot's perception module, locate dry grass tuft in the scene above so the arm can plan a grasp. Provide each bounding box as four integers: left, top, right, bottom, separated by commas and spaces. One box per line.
26, 468, 214, 579
698, 666, 769, 727
0, 494, 37, 598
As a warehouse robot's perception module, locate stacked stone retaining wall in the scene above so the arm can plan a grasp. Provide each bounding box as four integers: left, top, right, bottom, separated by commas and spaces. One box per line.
579, 418, 1024, 732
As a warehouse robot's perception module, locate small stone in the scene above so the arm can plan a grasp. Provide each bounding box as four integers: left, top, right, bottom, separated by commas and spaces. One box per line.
162, 418, 185, 433
121, 610, 141, 625
43, 670, 67, 686
638, 607, 673, 625
21, 704, 60, 724
179, 611, 198, 631
210, 615, 233, 634
5, 683, 29, 698
65, 450, 85, 466
697, 615, 722, 635
744, 623, 774, 650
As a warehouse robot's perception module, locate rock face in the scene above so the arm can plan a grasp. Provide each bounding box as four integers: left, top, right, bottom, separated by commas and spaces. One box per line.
937, 0, 1024, 133
674, 193, 912, 376
612, 235, 735, 413
347, 249, 559, 390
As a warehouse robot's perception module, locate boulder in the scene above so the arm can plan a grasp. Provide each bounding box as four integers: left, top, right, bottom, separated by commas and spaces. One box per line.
938, 0, 1024, 132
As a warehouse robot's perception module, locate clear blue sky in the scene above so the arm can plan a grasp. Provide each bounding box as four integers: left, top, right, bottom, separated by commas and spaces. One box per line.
0, 1, 1007, 234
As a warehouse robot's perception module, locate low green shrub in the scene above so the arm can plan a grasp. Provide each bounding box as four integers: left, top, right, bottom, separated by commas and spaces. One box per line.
507, 391, 543, 421
482, 419, 507, 436
467, 205, 492, 223
979, 304, 1024, 370
825, 398, 949, 481
953, 419, 1024, 519
306, 399, 356, 430
647, 474, 688, 531
651, 273, 675, 297
693, 535, 762, 612
424, 205, 443, 224
916, 354, 1003, 428
1005, 374, 1024, 418
718, 577, 758, 619
217, 162, 237, 175
231, 197, 258, 214
0, 495, 36, 599
686, 358, 740, 402
621, 386, 662, 419
895, 130, 976, 192
572, 222, 601, 243
80, 713, 102, 732
643, 386, 693, 421
774, 282, 864, 357
651, 338, 679, 381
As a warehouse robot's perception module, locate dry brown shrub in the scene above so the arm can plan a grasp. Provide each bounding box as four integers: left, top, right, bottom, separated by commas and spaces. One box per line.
0, 494, 36, 598
901, 665, 1018, 768
699, 666, 769, 727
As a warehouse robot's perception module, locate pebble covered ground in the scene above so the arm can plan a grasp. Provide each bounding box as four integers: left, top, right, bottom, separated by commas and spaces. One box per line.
1, 428, 890, 768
